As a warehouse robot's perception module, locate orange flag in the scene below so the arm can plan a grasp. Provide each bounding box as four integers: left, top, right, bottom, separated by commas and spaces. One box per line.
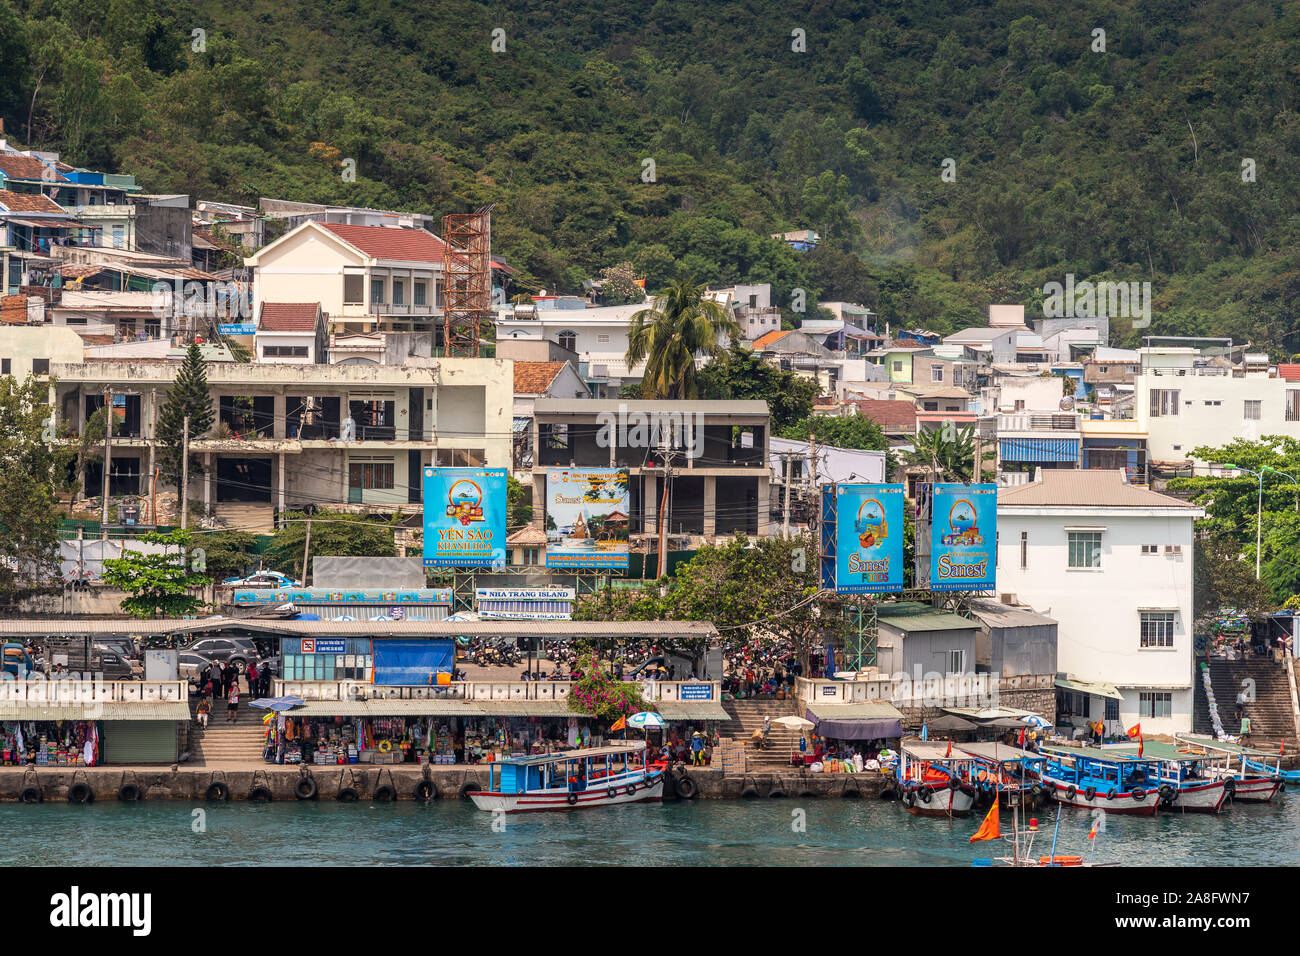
1087, 818, 1099, 840
945, 738, 952, 758
969, 799, 1000, 843
1126, 723, 1141, 740
1137, 736, 1144, 757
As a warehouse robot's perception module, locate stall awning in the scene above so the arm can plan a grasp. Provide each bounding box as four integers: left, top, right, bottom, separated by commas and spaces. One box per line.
805, 701, 904, 740
0, 701, 191, 721
362, 699, 484, 717
474, 700, 581, 717
1054, 678, 1123, 701
655, 700, 730, 722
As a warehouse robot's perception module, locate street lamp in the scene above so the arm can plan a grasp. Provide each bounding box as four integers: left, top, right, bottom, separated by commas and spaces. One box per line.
1223, 464, 1300, 579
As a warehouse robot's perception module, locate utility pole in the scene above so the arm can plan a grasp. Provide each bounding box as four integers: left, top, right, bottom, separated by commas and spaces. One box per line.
100, 388, 112, 529
781, 452, 793, 537
302, 517, 313, 586
180, 415, 190, 530
656, 451, 672, 580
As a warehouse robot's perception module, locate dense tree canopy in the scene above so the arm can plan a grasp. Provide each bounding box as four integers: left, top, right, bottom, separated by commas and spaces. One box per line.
3, 1, 1300, 350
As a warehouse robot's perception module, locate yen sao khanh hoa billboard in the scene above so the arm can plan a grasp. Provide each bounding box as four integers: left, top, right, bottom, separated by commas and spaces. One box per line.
930, 483, 997, 591
422, 467, 507, 568
545, 468, 629, 569
831, 484, 905, 593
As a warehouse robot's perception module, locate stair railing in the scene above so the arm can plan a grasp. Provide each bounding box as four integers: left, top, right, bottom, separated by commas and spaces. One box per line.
1286, 653, 1300, 742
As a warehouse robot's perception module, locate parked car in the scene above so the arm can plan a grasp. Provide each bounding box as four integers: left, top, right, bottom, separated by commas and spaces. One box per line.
223, 570, 300, 589
1, 643, 35, 678
181, 637, 262, 672
177, 651, 214, 685
87, 647, 134, 681
94, 637, 137, 662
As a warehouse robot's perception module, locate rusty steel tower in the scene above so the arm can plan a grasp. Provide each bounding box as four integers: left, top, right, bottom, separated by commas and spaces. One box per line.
440, 204, 495, 357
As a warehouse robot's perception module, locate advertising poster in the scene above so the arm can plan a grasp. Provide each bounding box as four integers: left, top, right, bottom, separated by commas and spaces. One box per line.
833, 483, 906, 593
930, 483, 997, 591
545, 468, 630, 569
422, 467, 507, 568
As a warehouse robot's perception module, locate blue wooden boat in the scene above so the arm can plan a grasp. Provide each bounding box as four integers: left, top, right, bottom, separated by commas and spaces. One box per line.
468, 741, 664, 813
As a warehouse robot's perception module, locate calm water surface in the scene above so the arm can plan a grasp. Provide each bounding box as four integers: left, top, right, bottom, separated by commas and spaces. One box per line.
4, 797, 1297, 866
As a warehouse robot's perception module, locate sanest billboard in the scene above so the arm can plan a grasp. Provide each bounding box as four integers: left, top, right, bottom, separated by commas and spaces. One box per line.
422, 467, 507, 568
832, 483, 906, 593
545, 468, 629, 569
929, 483, 997, 591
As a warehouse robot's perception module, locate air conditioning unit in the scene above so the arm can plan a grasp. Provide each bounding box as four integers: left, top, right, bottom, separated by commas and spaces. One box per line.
999, 593, 1017, 606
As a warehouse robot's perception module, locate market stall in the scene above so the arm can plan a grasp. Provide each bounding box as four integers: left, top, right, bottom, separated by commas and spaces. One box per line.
0, 720, 101, 767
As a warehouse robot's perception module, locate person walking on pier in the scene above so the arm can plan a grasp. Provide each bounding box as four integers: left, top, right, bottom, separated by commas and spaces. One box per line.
196, 697, 210, 730
226, 681, 240, 724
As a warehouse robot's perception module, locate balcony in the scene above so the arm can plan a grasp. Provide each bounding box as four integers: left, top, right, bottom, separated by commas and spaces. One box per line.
998, 413, 1081, 433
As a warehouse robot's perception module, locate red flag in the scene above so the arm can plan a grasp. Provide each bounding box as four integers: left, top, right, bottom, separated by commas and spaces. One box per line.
1126, 723, 1141, 740
945, 738, 952, 758
969, 800, 1001, 844
1018, 727, 1026, 747
1282, 741, 1286, 756
1138, 736, 1144, 757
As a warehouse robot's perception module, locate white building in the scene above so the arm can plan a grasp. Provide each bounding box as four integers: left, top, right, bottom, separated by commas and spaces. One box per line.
1135, 345, 1295, 469
995, 469, 1202, 735
496, 302, 651, 397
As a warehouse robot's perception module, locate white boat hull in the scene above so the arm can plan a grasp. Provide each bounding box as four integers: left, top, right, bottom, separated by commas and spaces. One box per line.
902, 785, 975, 817
469, 776, 664, 813
1039, 777, 1158, 817
1228, 777, 1282, 804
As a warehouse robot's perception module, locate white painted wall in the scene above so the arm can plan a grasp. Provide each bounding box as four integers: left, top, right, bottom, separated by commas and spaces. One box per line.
1136, 371, 1296, 467
995, 506, 1199, 734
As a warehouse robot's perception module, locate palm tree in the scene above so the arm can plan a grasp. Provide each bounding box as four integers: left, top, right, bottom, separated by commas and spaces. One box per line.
906, 423, 990, 482
625, 277, 739, 399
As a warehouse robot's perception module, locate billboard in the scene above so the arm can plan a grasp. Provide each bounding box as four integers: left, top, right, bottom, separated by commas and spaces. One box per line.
930, 483, 997, 591
422, 467, 507, 568
830, 483, 906, 593
545, 468, 630, 569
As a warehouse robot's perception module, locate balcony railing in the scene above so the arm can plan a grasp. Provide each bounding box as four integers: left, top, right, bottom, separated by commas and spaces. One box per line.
273, 678, 720, 703
997, 413, 1080, 432
0, 679, 188, 703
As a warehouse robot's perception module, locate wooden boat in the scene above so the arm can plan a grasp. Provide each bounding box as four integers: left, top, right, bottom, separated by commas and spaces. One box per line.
1039, 748, 1161, 817
1173, 735, 1285, 803
468, 742, 664, 813
956, 742, 1048, 809
896, 740, 976, 817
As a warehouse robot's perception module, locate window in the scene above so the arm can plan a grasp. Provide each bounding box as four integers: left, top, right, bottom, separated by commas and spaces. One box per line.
931, 366, 943, 383
1141, 544, 1158, 555
31, 359, 49, 376
0, 359, 9, 375
348, 460, 394, 490
413, 281, 427, 306
263, 346, 309, 358
923, 401, 938, 411
1104, 698, 1119, 722
1014, 399, 1025, 411
522, 547, 540, 566
597, 333, 610, 344
892, 361, 902, 372
946, 649, 966, 675
557, 331, 577, 352
392, 280, 404, 306
1288, 391, 1300, 422
1067, 531, 1102, 568
1020, 531, 1028, 569
1139, 692, 1172, 719
344, 274, 364, 304
1244, 400, 1261, 420
370, 279, 385, 304
1140, 611, 1176, 648
1150, 389, 1180, 417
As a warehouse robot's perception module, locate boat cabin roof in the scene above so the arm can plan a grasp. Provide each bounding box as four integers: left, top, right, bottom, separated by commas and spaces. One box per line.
1109, 742, 1214, 763
902, 740, 970, 761
958, 742, 1044, 764
1175, 735, 1278, 758
494, 742, 647, 766
1043, 745, 1147, 764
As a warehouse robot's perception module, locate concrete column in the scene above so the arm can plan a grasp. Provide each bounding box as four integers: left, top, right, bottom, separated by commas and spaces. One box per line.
203, 453, 212, 516
644, 473, 658, 534
756, 475, 770, 538
703, 475, 716, 537
273, 393, 286, 439
277, 453, 286, 512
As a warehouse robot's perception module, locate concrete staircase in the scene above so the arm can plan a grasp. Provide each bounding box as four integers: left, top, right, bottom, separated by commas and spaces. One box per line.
1194, 658, 1297, 748
719, 698, 802, 772
187, 690, 268, 765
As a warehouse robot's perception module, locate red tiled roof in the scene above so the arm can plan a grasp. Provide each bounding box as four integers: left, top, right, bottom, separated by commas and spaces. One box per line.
753, 329, 792, 349
849, 399, 917, 432
258, 302, 320, 332
514, 361, 565, 394
0, 155, 68, 182
1279, 364, 1300, 382
0, 189, 66, 214
319, 223, 446, 263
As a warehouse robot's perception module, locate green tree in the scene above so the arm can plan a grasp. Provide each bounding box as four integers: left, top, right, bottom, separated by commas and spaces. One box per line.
906, 423, 988, 481
696, 346, 818, 430
507, 475, 533, 527
197, 529, 260, 584
1195, 533, 1273, 626
777, 415, 886, 451
155, 344, 215, 490
0, 375, 63, 599
265, 511, 396, 579
626, 277, 739, 400
102, 529, 209, 618
598, 261, 646, 306
566, 652, 648, 721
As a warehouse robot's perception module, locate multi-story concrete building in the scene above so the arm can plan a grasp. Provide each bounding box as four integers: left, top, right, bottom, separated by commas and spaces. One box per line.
995, 469, 1202, 735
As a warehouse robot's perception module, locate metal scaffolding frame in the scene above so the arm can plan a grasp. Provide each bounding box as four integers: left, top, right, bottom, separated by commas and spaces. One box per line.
440, 204, 495, 357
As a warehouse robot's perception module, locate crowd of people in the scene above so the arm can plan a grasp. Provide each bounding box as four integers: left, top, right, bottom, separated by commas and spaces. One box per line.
195, 660, 273, 725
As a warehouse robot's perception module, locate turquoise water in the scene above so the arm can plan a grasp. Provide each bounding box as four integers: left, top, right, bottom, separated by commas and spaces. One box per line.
4, 797, 1298, 866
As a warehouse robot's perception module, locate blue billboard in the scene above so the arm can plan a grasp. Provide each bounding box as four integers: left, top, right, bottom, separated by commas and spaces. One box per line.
832, 484, 905, 593
930, 483, 997, 591
422, 467, 507, 568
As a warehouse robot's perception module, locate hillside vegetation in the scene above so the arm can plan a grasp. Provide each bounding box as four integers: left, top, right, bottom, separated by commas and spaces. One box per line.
2, 0, 1299, 349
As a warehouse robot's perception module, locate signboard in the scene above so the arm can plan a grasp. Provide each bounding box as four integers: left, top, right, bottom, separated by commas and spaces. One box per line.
678, 683, 714, 701
475, 587, 575, 621
829, 483, 905, 593
545, 468, 630, 569
218, 323, 256, 335
303, 639, 347, 654
422, 467, 507, 568
929, 483, 997, 591
233, 588, 451, 606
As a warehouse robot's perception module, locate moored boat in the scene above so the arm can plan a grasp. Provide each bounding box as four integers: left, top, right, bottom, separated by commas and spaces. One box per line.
468, 741, 664, 813
897, 740, 976, 817
956, 741, 1048, 809
1174, 735, 1285, 804
1039, 748, 1161, 817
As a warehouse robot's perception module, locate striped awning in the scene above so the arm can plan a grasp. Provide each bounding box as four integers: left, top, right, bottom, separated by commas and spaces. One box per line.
999, 437, 1080, 462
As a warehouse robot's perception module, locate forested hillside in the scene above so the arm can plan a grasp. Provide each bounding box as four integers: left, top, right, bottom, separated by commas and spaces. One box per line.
3, 0, 1299, 350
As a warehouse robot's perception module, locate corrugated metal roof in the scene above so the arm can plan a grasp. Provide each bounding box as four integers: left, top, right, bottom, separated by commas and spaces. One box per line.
967, 602, 1057, 629
534, 398, 769, 417
474, 700, 582, 717
877, 603, 977, 632
806, 701, 903, 720
0, 619, 718, 639
291, 699, 483, 717
0, 701, 190, 721
655, 700, 730, 721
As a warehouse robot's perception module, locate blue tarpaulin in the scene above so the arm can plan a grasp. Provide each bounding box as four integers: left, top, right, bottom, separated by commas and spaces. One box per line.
372, 639, 455, 685
999, 438, 1079, 462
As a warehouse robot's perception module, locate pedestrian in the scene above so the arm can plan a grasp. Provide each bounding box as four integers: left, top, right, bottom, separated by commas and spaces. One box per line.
1241, 714, 1251, 741
690, 732, 704, 767
1235, 689, 1246, 721
227, 680, 240, 723
196, 697, 210, 730
246, 661, 259, 700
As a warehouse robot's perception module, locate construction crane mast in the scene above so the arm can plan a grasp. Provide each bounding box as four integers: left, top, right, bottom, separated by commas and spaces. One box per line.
440, 204, 495, 357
